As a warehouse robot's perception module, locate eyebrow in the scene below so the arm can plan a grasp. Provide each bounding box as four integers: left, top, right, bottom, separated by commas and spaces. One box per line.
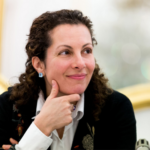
56, 43, 92, 49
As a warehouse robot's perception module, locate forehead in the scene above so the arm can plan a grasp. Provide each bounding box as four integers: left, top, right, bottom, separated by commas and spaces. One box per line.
48, 24, 92, 44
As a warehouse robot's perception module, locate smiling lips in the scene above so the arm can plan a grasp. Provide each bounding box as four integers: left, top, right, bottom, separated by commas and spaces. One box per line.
67, 74, 87, 80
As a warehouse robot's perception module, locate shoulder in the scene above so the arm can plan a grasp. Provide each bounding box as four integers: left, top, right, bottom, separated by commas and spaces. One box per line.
106, 90, 133, 109
101, 90, 136, 123
108, 90, 130, 101
95, 90, 136, 149
0, 87, 13, 113
94, 90, 136, 149
0, 87, 12, 98
0, 87, 13, 103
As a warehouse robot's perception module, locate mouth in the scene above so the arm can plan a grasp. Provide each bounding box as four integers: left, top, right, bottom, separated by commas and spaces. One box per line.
67, 74, 87, 80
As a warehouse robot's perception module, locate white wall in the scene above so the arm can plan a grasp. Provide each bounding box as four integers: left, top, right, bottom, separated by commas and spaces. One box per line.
135, 108, 150, 142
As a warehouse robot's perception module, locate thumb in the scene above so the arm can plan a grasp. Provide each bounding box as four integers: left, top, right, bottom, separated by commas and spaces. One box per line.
49, 80, 59, 99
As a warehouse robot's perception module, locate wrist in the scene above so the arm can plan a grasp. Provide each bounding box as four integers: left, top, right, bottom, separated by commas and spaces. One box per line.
34, 114, 53, 136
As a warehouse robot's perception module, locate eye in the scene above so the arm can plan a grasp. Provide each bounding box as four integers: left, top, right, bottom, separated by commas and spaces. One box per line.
59, 50, 70, 55
84, 48, 92, 54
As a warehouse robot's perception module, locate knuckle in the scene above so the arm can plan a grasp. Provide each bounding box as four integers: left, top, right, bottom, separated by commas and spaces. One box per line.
66, 103, 70, 109
65, 109, 71, 117
67, 117, 72, 123
68, 110, 72, 115
66, 109, 71, 115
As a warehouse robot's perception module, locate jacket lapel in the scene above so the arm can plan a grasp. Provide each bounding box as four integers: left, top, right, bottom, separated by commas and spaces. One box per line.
71, 114, 87, 149
71, 117, 95, 150
71, 90, 95, 150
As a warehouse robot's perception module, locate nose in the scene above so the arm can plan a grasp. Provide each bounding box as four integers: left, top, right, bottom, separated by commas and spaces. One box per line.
71, 54, 86, 70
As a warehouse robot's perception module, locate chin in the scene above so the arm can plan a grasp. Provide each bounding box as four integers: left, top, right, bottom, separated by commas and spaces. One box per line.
63, 87, 86, 95
59, 83, 88, 95
72, 89, 85, 94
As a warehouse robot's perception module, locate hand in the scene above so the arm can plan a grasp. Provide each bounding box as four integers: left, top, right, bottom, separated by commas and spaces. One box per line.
2, 138, 18, 150
34, 80, 80, 136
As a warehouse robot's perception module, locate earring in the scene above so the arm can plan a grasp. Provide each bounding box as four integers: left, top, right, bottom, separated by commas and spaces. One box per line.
39, 73, 43, 78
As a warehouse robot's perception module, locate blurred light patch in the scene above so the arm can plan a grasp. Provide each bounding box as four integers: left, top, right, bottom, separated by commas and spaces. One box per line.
141, 58, 150, 80
114, 0, 143, 8
121, 43, 141, 64
104, 57, 119, 76
111, 43, 122, 56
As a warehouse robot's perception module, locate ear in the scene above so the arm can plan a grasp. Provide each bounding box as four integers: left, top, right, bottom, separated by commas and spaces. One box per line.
32, 56, 45, 76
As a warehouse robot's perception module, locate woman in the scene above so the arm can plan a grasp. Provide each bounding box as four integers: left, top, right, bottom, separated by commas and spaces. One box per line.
0, 9, 136, 150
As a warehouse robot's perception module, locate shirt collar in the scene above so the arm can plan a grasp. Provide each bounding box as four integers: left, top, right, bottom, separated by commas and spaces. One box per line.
32, 90, 84, 121
72, 93, 84, 121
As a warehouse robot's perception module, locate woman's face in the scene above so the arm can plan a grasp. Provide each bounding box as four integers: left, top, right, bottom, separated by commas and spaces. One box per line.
43, 24, 95, 96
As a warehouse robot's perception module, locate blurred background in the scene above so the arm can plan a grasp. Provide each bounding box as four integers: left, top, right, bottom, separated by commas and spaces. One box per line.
0, 0, 150, 144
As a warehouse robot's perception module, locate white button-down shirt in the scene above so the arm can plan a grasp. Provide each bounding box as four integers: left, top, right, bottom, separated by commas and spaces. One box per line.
15, 91, 84, 150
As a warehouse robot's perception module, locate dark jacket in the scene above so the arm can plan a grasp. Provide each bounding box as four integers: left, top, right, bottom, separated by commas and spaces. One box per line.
0, 88, 136, 150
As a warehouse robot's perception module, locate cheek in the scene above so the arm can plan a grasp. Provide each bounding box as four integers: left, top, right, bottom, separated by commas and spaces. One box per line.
49, 60, 69, 77
91, 60, 95, 71
87, 58, 95, 73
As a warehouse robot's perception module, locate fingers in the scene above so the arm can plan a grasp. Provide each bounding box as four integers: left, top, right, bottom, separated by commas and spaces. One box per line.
2, 138, 18, 150
67, 94, 80, 103
10, 138, 18, 144
49, 80, 59, 99
2, 145, 11, 149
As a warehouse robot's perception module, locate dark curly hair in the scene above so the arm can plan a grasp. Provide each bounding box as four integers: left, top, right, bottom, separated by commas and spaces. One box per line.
10, 9, 112, 121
